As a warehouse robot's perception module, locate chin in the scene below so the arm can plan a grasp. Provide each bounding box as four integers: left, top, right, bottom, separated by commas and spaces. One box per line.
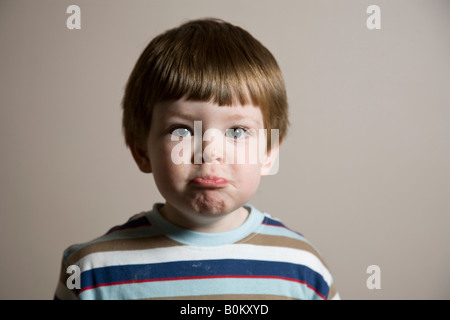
191, 193, 227, 216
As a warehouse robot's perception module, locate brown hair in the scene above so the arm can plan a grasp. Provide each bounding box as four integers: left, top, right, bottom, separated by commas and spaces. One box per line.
122, 18, 289, 150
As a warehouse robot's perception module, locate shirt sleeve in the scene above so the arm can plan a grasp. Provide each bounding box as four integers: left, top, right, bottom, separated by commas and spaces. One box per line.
53, 254, 80, 300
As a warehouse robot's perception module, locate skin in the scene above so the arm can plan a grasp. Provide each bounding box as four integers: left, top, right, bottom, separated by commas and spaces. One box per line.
131, 99, 279, 233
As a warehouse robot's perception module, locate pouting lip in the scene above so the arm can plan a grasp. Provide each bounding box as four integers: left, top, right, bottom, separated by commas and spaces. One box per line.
190, 176, 228, 187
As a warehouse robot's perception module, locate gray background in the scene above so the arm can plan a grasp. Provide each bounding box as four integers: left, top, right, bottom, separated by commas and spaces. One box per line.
1, 0, 449, 299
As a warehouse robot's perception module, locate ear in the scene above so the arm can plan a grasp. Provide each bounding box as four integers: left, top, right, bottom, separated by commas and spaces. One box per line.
260, 143, 281, 176
130, 143, 152, 173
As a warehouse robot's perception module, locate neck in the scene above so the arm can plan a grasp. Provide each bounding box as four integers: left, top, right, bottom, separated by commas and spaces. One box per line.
159, 203, 249, 233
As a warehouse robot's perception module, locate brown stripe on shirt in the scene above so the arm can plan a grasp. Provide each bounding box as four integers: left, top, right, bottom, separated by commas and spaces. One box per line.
64, 235, 181, 267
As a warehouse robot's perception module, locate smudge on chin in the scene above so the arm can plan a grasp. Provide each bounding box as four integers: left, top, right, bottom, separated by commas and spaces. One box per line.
191, 192, 226, 215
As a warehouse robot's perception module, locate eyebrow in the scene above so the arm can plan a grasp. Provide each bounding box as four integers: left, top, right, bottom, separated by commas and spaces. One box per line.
225, 114, 262, 128
163, 111, 198, 121
163, 112, 261, 128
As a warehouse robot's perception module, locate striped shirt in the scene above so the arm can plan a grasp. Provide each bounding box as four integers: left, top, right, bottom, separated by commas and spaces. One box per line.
54, 204, 339, 300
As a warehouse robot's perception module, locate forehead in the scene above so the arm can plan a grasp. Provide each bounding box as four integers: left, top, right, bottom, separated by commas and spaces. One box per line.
153, 99, 264, 125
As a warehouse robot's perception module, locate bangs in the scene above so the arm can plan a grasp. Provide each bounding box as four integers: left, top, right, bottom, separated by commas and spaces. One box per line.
147, 19, 281, 108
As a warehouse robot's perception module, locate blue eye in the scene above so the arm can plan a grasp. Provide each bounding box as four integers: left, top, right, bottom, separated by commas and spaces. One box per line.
171, 127, 192, 138
226, 127, 248, 140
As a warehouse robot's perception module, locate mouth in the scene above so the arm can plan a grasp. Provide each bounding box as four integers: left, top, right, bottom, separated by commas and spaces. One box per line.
190, 176, 228, 188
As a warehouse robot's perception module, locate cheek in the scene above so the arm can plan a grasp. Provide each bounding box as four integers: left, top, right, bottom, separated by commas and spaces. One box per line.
150, 142, 190, 189
224, 134, 267, 166
232, 163, 262, 191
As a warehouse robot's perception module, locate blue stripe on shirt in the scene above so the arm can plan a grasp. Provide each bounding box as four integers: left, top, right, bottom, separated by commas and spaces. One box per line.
79, 259, 329, 299
79, 277, 324, 300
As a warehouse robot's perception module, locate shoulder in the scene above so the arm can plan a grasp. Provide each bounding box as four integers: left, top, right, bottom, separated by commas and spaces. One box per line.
253, 212, 314, 249
244, 209, 340, 300
61, 211, 161, 267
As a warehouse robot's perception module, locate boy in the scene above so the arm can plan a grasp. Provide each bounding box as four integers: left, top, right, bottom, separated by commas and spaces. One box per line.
54, 18, 339, 300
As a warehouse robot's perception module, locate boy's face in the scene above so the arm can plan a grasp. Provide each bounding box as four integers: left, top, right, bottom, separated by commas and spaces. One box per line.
133, 99, 278, 229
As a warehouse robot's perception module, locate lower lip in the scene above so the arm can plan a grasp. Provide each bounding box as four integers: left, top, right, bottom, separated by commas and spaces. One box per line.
191, 177, 228, 187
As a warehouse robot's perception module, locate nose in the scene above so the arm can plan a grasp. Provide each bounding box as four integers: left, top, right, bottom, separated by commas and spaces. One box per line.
202, 140, 222, 164
192, 128, 224, 164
